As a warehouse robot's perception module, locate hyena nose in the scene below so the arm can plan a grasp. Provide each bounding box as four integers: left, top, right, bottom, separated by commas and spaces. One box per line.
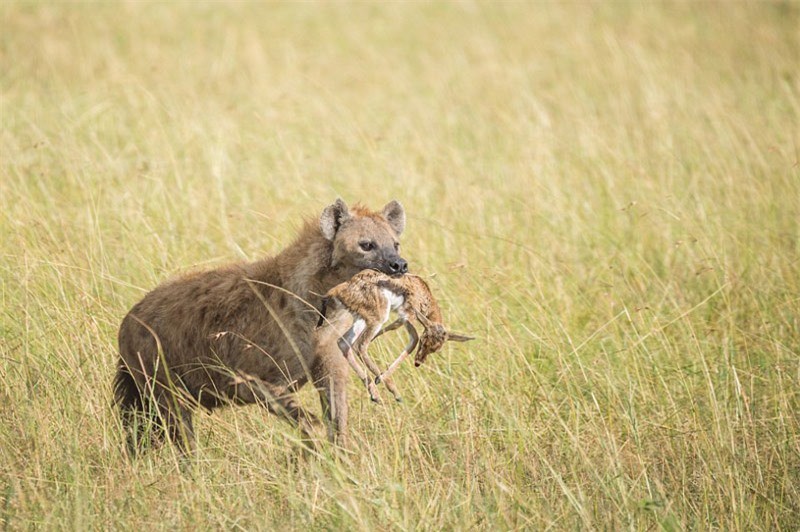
389, 258, 408, 274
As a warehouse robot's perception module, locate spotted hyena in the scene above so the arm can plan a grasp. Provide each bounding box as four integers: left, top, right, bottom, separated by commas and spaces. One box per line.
114, 199, 408, 453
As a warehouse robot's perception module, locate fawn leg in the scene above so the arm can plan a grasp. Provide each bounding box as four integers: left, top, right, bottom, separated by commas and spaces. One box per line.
338, 325, 382, 403
377, 321, 419, 384
355, 325, 404, 403
372, 367, 403, 403
372, 317, 405, 339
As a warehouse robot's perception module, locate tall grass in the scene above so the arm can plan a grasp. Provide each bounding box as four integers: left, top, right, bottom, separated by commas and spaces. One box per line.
1, 2, 798, 529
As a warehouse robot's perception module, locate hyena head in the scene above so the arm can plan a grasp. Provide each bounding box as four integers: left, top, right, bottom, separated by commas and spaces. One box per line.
320, 198, 408, 278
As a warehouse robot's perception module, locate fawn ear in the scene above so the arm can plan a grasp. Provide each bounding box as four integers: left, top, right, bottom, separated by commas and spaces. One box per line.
381, 200, 406, 235
320, 198, 350, 241
447, 332, 474, 342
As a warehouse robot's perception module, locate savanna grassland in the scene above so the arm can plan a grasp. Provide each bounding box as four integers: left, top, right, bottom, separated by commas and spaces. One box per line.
1, 2, 799, 530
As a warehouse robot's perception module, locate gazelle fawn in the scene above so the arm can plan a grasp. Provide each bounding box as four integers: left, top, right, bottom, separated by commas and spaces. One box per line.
318, 270, 473, 403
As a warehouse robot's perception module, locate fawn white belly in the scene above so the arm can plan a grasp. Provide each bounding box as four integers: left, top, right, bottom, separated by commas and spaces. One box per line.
352, 317, 367, 339
381, 288, 405, 323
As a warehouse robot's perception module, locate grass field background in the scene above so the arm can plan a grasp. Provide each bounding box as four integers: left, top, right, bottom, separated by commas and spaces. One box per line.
1, 2, 798, 529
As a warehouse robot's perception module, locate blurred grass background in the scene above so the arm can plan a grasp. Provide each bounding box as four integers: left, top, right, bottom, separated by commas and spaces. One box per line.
1, 2, 798, 529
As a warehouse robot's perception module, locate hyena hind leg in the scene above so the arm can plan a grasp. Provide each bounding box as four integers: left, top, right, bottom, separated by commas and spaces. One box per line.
154, 394, 196, 457
114, 366, 165, 457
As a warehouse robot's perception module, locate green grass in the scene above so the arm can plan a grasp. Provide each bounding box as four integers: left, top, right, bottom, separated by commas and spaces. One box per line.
1, 2, 798, 529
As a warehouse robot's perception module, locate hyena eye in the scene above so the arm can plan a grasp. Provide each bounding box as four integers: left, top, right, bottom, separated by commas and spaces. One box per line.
359, 241, 375, 252
393, 242, 400, 251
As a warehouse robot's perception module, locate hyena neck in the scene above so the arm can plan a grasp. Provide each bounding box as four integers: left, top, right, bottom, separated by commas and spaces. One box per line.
256, 221, 344, 303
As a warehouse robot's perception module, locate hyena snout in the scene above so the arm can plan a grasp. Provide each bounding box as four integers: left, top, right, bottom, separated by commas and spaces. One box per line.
386, 257, 408, 275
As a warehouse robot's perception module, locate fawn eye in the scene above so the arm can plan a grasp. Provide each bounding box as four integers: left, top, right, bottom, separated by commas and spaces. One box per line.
359, 241, 375, 252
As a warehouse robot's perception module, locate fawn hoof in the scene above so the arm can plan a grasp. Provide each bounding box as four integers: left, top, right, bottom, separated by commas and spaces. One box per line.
395, 396, 402, 403
371, 396, 381, 404
374, 376, 381, 384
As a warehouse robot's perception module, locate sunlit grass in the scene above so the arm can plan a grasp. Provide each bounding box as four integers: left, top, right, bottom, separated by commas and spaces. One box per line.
1, 2, 798, 529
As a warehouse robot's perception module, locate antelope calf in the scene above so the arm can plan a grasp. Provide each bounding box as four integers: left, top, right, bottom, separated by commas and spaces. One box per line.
318, 270, 472, 403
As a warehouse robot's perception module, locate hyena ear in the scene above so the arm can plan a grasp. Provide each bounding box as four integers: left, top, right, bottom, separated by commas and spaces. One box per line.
381, 200, 406, 235
320, 198, 350, 241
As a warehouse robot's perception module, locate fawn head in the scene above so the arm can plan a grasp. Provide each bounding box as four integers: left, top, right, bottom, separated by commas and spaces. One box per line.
414, 324, 473, 367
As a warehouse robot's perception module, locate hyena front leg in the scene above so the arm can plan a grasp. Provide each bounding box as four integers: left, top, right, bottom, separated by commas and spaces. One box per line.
313, 320, 352, 448
226, 376, 322, 441
316, 370, 349, 448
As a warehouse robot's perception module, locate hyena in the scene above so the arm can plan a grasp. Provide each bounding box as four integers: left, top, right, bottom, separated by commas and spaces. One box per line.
318, 270, 473, 403
114, 199, 407, 454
